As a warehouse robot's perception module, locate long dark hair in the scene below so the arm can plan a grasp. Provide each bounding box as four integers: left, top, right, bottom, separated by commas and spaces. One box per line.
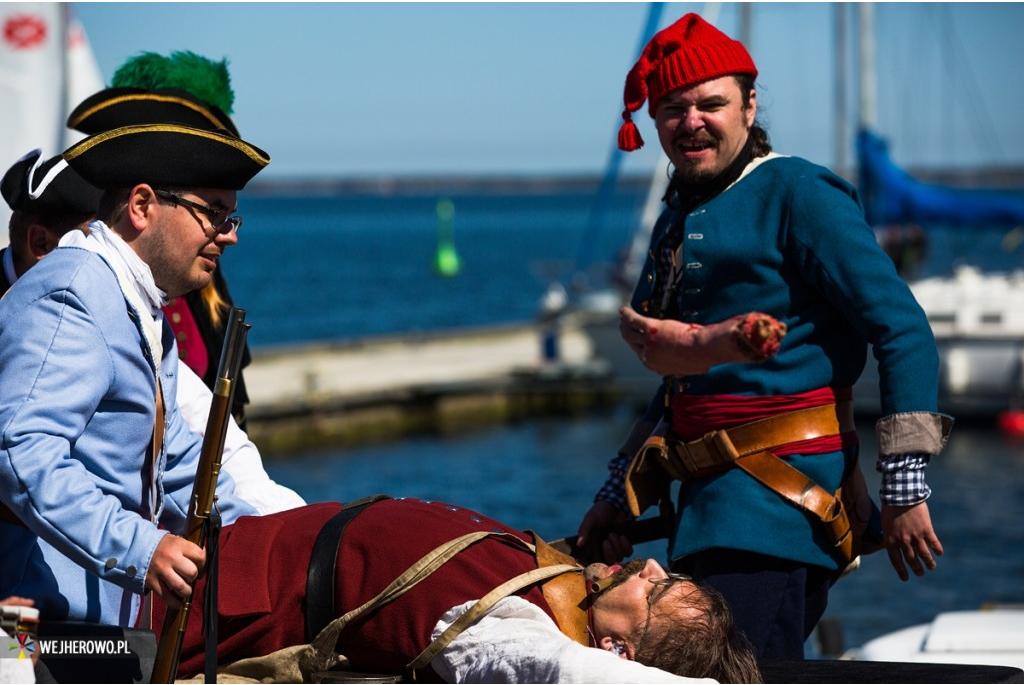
737, 74, 772, 158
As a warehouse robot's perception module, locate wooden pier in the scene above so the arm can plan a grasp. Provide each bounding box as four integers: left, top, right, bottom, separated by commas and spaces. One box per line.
243, 322, 623, 454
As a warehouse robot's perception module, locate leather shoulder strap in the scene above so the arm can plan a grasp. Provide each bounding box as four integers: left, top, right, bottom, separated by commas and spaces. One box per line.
533, 534, 590, 645
732, 451, 838, 521
405, 563, 578, 678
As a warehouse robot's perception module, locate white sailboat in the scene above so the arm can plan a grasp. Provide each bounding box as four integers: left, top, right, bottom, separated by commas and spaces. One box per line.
0, 2, 104, 247
849, 3, 1024, 422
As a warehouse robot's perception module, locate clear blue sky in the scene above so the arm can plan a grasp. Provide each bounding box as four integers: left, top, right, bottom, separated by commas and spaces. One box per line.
72, 2, 1024, 180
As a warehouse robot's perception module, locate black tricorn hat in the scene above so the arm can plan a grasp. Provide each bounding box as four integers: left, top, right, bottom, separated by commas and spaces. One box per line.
67, 87, 240, 136
1, 149, 103, 215
63, 124, 270, 191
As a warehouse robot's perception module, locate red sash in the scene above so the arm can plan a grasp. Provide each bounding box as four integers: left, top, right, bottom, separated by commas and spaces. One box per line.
670, 386, 857, 455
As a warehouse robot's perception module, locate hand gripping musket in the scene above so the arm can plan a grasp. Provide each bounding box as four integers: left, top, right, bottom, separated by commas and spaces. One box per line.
151, 307, 250, 684
549, 516, 673, 563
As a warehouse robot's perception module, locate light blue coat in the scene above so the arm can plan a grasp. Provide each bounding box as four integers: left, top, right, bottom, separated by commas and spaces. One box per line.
0, 246, 256, 625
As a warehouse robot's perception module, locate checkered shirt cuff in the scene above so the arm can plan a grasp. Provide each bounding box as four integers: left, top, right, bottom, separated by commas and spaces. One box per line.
595, 453, 632, 513
876, 453, 932, 506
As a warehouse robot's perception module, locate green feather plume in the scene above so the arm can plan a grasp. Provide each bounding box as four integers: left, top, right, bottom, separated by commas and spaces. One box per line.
110, 51, 234, 115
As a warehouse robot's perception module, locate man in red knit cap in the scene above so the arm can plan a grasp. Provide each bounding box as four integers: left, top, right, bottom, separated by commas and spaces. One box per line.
577, 12, 950, 660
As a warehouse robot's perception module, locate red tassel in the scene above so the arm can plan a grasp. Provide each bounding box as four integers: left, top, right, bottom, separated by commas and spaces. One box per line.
617, 119, 644, 151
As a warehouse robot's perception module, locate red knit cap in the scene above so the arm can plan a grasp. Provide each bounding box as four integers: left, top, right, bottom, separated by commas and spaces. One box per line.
618, 13, 758, 152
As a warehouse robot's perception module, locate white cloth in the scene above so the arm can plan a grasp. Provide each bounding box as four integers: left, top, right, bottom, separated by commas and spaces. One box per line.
59, 221, 165, 374
431, 597, 717, 684
175, 365, 305, 515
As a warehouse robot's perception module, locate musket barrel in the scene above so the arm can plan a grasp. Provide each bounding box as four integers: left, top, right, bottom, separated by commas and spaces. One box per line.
151, 307, 250, 683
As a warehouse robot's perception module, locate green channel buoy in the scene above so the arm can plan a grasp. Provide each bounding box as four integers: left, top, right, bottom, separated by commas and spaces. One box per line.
433, 199, 461, 277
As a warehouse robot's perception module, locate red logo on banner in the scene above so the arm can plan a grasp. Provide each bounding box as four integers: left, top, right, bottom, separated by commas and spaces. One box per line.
3, 14, 48, 50
68, 23, 85, 49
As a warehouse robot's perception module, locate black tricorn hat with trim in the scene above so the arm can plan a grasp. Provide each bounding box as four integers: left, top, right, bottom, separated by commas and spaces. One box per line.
63, 124, 270, 191
67, 87, 240, 137
2, 149, 103, 214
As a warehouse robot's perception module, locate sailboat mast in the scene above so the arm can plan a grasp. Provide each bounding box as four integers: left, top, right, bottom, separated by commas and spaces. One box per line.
834, 3, 848, 178
858, 2, 876, 131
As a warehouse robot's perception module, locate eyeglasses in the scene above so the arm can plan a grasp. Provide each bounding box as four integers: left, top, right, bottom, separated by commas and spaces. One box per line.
154, 189, 242, 235
636, 573, 693, 650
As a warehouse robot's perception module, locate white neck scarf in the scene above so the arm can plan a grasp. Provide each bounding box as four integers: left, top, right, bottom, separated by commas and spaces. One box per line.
60, 221, 167, 376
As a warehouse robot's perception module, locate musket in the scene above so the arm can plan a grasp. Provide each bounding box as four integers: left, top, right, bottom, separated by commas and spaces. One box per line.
151, 307, 251, 684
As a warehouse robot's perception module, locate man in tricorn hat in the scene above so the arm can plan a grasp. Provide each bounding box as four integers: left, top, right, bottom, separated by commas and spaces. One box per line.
0, 149, 101, 291
67, 50, 258, 429
0, 146, 304, 517
153, 496, 761, 683
0, 123, 269, 627
576, 13, 952, 659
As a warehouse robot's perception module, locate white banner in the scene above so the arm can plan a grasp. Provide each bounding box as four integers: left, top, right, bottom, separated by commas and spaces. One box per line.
0, 3, 104, 247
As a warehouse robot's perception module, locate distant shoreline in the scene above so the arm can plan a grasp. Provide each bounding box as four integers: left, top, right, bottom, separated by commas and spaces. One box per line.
247, 166, 1024, 197
246, 173, 654, 198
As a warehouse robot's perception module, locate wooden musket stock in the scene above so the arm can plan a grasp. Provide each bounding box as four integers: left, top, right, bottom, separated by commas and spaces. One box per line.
151, 308, 250, 684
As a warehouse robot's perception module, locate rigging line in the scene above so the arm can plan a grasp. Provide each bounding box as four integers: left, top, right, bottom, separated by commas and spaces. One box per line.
571, 2, 666, 286
936, 3, 1002, 160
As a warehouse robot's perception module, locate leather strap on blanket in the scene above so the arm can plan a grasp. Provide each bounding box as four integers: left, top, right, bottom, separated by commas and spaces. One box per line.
305, 495, 391, 642
302, 529, 537, 676
625, 402, 854, 516
216, 526, 586, 683
404, 563, 578, 679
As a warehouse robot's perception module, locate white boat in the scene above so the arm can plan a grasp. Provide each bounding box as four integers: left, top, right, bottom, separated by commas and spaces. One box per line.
855, 265, 1024, 419
842, 607, 1024, 670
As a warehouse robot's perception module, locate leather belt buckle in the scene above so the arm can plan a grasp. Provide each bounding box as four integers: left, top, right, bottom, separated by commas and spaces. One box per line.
671, 440, 701, 476
707, 429, 741, 467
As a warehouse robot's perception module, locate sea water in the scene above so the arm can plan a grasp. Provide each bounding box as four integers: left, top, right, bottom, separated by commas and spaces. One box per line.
227, 185, 1024, 654
224, 188, 645, 349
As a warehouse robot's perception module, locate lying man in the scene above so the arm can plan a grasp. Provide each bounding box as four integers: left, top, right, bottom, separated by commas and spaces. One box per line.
154, 496, 762, 683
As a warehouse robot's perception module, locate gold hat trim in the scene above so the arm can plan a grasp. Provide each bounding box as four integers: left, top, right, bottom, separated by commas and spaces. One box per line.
64, 124, 270, 167
68, 92, 231, 132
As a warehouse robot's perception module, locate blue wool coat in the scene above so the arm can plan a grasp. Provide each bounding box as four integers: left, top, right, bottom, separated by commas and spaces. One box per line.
0, 247, 256, 625
630, 155, 940, 569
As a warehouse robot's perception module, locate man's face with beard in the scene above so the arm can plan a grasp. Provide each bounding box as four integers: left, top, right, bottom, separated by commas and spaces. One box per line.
653, 75, 755, 185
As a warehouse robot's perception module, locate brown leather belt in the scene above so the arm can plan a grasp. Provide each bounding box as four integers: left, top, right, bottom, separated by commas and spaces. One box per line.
623, 401, 879, 567
625, 402, 855, 517
661, 401, 854, 479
